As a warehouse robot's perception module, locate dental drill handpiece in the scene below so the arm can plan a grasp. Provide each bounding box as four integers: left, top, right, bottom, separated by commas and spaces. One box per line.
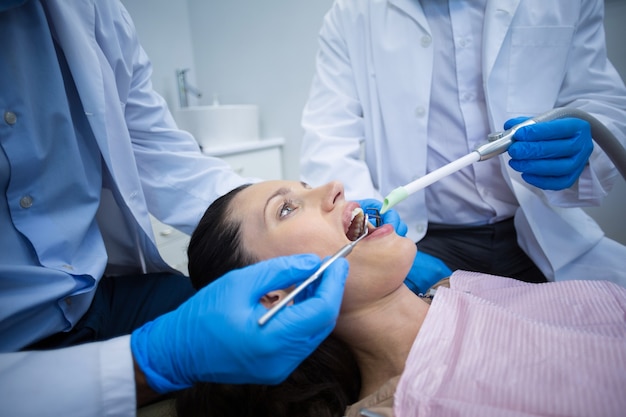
475, 117, 537, 161
380, 118, 538, 214
257, 214, 369, 326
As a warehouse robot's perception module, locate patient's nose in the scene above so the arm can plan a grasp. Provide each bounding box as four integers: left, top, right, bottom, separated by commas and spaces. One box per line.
320, 181, 344, 211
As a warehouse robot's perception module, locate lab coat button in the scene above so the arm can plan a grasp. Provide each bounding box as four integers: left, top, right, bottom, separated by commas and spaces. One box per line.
420, 35, 432, 48
416, 224, 426, 233
4, 111, 17, 125
19, 195, 33, 208
414, 106, 426, 117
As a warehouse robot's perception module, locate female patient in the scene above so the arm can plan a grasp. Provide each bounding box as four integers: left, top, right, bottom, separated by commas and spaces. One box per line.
177, 180, 626, 417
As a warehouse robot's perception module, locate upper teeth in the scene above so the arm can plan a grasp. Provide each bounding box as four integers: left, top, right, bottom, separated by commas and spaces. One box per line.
346, 207, 365, 241
351, 207, 363, 221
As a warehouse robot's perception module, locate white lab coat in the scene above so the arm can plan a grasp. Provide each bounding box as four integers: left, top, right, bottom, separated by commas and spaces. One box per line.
301, 0, 626, 285
0, 1, 249, 416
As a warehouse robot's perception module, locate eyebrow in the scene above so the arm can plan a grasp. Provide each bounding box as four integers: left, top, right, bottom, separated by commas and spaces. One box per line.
263, 182, 309, 220
264, 187, 291, 217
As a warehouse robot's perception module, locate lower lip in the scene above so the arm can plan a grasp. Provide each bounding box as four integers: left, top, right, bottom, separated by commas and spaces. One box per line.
365, 223, 394, 240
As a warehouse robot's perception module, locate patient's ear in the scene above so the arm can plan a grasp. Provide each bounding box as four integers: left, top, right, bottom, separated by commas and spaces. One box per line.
260, 290, 290, 308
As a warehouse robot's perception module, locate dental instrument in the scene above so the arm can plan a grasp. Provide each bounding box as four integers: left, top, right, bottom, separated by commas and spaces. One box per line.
258, 213, 370, 326
380, 108, 626, 214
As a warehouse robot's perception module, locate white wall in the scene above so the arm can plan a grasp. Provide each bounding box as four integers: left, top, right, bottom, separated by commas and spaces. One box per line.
185, 0, 334, 180
122, 0, 333, 179
122, 0, 625, 244
121, 0, 199, 108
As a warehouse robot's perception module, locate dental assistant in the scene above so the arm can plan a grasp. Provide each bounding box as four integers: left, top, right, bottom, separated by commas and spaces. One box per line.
301, 0, 626, 289
0, 1, 356, 416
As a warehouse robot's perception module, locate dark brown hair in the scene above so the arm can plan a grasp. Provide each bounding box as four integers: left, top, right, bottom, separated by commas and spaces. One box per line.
179, 184, 361, 417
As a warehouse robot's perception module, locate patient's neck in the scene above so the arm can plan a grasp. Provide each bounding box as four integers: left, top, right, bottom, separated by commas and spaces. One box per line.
334, 284, 429, 399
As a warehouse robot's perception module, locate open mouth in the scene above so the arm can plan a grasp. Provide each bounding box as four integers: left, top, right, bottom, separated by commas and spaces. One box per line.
346, 207, 366, 241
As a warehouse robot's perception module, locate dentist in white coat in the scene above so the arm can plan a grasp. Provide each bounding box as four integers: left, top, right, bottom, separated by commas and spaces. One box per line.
301, 0, 626, 289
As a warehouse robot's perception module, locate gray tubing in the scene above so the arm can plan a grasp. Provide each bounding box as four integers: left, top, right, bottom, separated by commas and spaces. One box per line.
532, 107, 626, 181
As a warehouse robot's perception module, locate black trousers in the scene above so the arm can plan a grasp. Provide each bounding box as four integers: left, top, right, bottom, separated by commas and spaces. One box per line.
417, 218, 548, 284
26, 272, 196, 350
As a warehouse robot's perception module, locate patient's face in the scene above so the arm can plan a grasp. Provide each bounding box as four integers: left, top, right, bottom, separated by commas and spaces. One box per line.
229, 180, 417, 310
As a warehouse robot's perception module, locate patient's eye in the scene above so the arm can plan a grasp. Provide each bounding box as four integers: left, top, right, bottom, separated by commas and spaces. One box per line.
279, 200, 298, 218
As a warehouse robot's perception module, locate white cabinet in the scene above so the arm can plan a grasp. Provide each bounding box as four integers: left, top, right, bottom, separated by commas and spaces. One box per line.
151, 138, 285, 274
150, 219, 190, 275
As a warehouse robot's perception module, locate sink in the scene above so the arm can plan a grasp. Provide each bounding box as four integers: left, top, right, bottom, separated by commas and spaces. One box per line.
174, 105, 259, 148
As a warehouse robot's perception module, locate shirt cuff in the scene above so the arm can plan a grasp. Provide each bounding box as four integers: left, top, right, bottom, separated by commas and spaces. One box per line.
101, 335, 136, 417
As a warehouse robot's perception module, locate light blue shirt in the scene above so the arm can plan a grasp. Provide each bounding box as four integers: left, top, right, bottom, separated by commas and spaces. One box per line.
0, 0, 106, 351
0, 2, 251, 415
422, 0, 518, 225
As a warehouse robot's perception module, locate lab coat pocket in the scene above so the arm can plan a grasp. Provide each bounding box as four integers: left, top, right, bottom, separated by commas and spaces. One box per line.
506, 26, 574, 114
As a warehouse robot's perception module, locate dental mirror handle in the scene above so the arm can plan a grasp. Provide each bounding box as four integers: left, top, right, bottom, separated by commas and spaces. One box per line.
257, 242, 356, 326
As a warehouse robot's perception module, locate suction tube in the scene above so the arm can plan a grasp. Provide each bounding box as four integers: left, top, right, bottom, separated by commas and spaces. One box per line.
380, 107, 626, 214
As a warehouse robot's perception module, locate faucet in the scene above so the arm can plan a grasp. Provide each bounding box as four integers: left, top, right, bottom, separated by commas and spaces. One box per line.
176, 68, 203, 108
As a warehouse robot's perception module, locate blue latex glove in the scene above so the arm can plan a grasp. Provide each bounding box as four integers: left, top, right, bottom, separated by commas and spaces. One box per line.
131, 254, 349, 393
357, 198, 452, 294
506, 116, 594, 190
403, 251, 452, 295
357, 198, 408, 236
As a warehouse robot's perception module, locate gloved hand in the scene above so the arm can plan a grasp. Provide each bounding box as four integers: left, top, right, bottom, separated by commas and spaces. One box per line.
505, 116, 593, 190
356, 198, 451, 294
403, 251, 452, 295
131, 254, 349, 393
357, 198, 408, 236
